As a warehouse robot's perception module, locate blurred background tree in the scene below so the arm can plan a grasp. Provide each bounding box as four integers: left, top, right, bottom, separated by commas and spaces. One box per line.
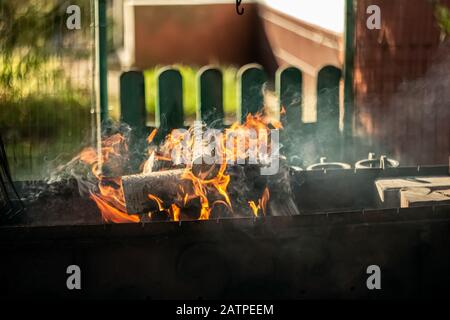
0, 0, 91, 91
432, 0, 450, 39
0, 0, 94, 180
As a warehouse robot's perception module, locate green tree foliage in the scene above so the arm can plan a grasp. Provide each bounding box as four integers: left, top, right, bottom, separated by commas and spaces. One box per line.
431, 0, 450, 40
0, 0, 91, 90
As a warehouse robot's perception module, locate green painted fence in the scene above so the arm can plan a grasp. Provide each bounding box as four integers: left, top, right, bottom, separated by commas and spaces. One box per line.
120, 64, 347, 168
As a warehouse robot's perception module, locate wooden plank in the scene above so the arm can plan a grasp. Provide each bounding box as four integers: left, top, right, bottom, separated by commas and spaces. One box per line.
316, 65, 342, 160
119, 71, 148, 172
375, 176, 450, 208
401, 188, 450, 208
237, 64, 267, 122
197, 66, 224, 128
276, 66, 303, 165
343, 0, 356, 140
120, 71, 146, 131
156, 67, 184, 141
277, 66, 302, 129
96, 0, 109, 123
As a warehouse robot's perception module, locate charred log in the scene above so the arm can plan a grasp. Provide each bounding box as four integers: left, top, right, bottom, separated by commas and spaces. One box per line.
121, 169, 185, 214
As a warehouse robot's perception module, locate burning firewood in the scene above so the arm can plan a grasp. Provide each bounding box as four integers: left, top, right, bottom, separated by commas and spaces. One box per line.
121, 159, 294, 218
121, 169, 185, 214
121, 160, 224, 215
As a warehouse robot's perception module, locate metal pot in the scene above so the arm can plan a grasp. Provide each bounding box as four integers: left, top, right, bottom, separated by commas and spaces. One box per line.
355, 153, 399, 169
306, 157, 352, 171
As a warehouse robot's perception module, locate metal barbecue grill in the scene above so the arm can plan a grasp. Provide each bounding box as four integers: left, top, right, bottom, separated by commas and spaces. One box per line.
1, 163, 449, 299
0, 134, 23, 222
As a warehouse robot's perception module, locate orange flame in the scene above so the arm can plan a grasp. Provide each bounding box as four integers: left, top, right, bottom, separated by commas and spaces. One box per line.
248, 187, 270, 217
170, 203, 181, 221
180, 158, 231, 220
248, 201, 259, 217
148, 193, 165, 211
147, 128, 158, 144
79, 135, 140, 223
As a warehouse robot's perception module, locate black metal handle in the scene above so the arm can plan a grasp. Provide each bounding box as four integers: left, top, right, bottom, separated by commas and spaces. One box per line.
0, 133, 23, 222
